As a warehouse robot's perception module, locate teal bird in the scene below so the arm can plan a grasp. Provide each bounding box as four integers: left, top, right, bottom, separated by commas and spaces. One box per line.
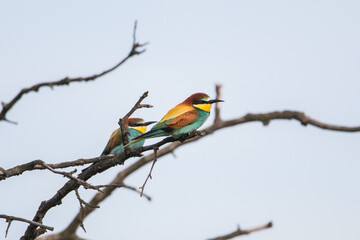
101, 118, 156, 156
127, 93, 223, 146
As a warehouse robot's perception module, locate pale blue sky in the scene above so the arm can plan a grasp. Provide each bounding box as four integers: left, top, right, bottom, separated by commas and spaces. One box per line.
1, 1, 360, 239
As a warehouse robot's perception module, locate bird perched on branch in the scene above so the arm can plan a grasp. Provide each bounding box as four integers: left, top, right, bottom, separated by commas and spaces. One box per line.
101, 118, 156, 156
126, 93, 224, 147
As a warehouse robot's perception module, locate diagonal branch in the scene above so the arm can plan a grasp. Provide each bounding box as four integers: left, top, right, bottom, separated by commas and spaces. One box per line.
0, 21, 147, 124
207, 222, 273, 240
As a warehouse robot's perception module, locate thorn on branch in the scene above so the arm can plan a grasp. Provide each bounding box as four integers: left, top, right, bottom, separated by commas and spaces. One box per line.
5, 219, 12, 238
2, 117, 18, 125
262, 119, 270, 126
139, 104, 153, 108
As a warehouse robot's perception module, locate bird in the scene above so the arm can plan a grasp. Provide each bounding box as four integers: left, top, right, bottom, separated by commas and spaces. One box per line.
101, 118, 156, 156
126, 93, 224, 147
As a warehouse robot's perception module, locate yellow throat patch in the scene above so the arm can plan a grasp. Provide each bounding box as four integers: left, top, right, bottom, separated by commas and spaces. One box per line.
132, 126, 147, 134
193, 103, 212, 112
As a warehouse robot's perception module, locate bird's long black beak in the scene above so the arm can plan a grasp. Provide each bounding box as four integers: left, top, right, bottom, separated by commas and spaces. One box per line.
143, 121, 157, 126
208, 99, 224, 104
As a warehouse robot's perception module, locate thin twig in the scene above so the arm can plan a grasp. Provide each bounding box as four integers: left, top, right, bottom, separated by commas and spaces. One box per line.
5, 218, 11, 238
0, 21, 147, 124
74, 189, 99, 233
39, 162, 102, 192
0, 156, 113, 181
207, 222, 273, 240
74, 190, 86, 233
95, 183, 152, 201
139, 147, 158, 197
214, 84, 223, 125
118, 91, 152, 150
0, 214, 54, 238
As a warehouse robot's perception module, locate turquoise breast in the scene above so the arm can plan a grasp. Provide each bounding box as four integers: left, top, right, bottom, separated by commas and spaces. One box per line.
172, 110, 210, 138
110, 128, 144, 155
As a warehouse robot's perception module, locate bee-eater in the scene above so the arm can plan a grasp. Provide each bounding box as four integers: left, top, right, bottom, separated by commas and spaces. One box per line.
101, 118, 156, 156
127, 93, 223, 146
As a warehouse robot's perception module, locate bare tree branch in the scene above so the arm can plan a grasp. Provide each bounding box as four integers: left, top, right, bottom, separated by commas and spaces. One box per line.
0, 156, 114, 181
94, 183, 152, 201
0, 214, 54, 238
207, 222, 273, 240
0, 84, 355, 239
8, 108, 360, 239
2, 103, 359, 182
220, 110, 360, 132
0, 21, 146, 124
38, 85, 360, 240
2, 105, 359, 238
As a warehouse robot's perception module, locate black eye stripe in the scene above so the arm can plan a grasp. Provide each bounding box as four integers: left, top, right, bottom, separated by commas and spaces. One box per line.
193, 100, 208, 104
129, 123, 144, 127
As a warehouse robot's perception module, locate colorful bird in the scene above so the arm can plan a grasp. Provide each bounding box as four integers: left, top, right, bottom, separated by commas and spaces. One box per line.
101, 118, 156, 156
127, 93, 223, 146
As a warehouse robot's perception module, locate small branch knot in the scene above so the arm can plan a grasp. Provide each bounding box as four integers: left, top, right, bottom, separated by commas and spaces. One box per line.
262, 119, 270, 126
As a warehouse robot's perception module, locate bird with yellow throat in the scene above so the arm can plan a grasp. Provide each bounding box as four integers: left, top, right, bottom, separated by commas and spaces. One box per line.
127, 93, 224, 146
101, 118, 156, 156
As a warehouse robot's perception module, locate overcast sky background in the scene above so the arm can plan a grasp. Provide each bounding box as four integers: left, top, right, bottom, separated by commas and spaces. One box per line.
1, 1, 360, 239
